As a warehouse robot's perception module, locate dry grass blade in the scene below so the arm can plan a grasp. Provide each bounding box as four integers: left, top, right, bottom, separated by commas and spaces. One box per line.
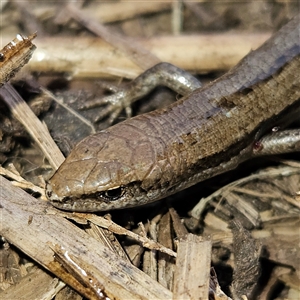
0, 84, 65, 170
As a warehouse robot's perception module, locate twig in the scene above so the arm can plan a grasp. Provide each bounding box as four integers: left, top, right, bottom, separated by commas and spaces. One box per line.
23, 33, 270, 79
69, 212, 177, 258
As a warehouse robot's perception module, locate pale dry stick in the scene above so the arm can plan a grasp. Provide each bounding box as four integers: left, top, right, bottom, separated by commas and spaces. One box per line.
13, 34, 270, 80
226, 192, 260, 227
69, 212, 177, 258
0, 84, 65, 170
272, 158, 300, 168
260, 213, 300, 224
54, 0, 84, 25
66, 4, 161, 70
231, 186, 300, 209
0, 0, 8, 10
231, 187, 283, 199
143, 220, 158, 281
46, 199, 176, 257
207, 230, 233, 247
172, 0, 183, 35
191, 166, 300, 219
204, 212, 230, 232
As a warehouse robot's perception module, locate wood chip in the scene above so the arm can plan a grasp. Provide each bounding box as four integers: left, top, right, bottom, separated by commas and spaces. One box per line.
158, 212, 175, 289
169, 207, 188, 239
173, 234, 211, 300
0, 33, 36, 87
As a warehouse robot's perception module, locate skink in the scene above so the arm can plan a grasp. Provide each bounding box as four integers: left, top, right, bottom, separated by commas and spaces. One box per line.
46, 14, 300, 211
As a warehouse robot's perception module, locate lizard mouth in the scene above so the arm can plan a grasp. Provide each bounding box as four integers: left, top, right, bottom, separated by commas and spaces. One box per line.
45, 182, 61, 202
48, 195, 108, 212
46, 182, 130, 212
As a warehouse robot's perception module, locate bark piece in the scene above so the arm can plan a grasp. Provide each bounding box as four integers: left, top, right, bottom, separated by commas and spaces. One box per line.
231, 220, 261, 299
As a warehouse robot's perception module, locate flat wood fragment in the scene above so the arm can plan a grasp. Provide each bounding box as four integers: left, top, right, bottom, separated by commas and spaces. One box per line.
0, 175, 172, 300
173, 234, 211, 300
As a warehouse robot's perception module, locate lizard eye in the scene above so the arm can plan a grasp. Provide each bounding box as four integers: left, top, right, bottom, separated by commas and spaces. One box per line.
103, 187, 124, 201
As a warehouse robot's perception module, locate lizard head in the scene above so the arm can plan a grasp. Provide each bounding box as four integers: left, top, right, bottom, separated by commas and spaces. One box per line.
46, 124, 170, 211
